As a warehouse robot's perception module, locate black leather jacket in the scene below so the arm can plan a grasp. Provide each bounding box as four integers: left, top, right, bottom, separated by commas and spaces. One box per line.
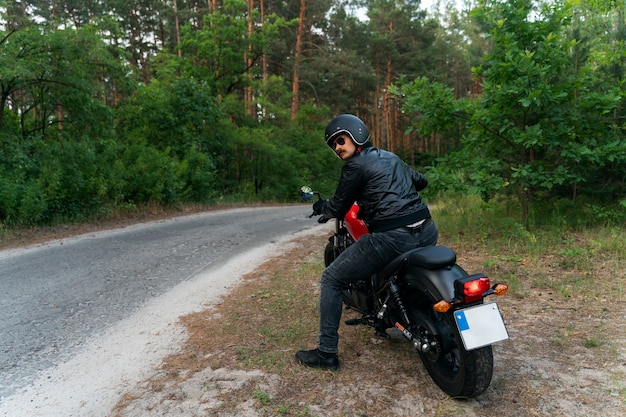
321, 146, 431, 233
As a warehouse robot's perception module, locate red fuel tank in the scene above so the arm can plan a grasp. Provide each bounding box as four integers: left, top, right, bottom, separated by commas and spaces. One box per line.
345, 203, 369, 241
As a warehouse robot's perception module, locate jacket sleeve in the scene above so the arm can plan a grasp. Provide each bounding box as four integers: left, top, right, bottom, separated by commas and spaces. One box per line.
410, 168, 428, 191
323, 161, 362, 219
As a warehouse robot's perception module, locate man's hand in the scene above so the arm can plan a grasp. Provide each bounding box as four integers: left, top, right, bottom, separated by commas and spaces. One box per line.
312, 199, 326, 215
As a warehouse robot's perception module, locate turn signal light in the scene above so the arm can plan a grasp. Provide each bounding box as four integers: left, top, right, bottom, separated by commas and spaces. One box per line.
493, 283, 509, 296
433, 300, 452, 313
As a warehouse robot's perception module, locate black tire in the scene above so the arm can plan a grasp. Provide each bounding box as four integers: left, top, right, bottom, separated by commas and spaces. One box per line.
324, 233, 354, 267
417, 312, 494, 398
324, 241, 336, 267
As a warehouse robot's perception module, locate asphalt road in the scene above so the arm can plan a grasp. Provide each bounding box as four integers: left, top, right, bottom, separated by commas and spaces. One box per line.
0, 205, 316, 400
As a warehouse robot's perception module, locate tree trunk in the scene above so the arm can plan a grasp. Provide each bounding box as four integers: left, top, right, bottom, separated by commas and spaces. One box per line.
246, 0, 255, 116
51, 0, 58, 26
57, 103, 64, 131
208, 0, 217, 27
173, 0, 182, 57
291, 0, 306, 121
260, 0, 267, 82
374, 59, 384, 149
384, 54, 393, 152
0, 92, 6, 129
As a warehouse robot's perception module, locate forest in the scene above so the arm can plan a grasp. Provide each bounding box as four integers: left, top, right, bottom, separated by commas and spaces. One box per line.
0, 0, 625, 229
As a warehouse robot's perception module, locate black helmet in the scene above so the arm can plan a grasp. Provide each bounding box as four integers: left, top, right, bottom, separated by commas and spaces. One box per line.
324, 114, 370, 148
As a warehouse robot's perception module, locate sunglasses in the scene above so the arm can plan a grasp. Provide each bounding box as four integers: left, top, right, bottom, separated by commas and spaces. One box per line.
331, 136, 347, 150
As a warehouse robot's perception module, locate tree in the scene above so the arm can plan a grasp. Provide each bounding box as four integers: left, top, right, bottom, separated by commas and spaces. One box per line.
396, 0, 626, 228
177, 0, 286, 100
472, 0, 626, 227
0, 25, 121, 139
356, 0, 438, 154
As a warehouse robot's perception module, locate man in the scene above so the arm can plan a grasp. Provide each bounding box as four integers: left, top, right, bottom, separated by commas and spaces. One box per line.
295, 114, 438, 371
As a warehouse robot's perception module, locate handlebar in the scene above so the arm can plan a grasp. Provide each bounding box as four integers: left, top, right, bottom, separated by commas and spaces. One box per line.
300, 185, 330, 223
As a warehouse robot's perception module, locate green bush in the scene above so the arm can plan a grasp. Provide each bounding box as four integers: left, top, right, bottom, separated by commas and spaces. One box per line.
119, 143, 182, 205
177, 147, 218, 203
0, 175, 47, 226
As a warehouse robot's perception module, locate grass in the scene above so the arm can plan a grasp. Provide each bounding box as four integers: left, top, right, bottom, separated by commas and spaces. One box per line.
108, 196, 626, 417
438, 195, 626, 302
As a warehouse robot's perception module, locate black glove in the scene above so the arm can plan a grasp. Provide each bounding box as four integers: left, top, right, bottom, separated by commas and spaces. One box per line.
312, 199, 326, 215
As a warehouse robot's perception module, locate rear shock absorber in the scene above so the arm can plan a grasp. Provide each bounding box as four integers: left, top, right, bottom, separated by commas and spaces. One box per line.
389, 278, 411, 324
388, 277, 432, 352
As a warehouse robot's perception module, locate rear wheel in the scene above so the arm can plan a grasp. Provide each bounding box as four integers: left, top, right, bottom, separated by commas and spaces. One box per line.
416, 311, 493, 398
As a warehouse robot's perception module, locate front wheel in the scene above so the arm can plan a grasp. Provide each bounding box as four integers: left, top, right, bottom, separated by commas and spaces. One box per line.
324, 233, 354, 267
324, 241, 337, 267
417, 312, 494, 398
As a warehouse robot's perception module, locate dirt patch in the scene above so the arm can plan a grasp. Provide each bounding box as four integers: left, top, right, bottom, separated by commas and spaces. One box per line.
108, 233, 626, 417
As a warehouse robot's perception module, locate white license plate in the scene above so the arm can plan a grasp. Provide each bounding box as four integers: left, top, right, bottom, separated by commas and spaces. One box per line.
454, 302, 509, 350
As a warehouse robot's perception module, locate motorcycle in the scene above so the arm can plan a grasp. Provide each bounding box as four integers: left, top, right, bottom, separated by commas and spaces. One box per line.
300, 186, 509, 398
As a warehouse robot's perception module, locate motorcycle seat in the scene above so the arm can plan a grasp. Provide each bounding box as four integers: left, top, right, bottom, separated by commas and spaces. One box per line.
377, 245, 457, 278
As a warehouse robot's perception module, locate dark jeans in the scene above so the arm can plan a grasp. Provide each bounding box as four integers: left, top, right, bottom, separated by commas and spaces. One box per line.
317, 220, 439, 354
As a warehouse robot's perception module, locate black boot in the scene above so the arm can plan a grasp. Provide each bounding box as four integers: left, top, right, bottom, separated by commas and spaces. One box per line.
295, 348, 339, 371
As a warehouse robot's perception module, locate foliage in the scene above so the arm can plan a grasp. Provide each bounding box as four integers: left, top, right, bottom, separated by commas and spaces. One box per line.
397, 0, 626, 229
215, 104, 339, 201
1, 1, 625, 228
177, 0, 290, 97
117, 142, 182, 205
0, 165, 47, 226
0, 24, 120, 139
116, 78, 222, 157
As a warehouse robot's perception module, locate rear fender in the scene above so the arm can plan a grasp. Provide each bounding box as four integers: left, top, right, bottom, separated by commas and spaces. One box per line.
399, 266, 467, 342
400, 264, 469, 303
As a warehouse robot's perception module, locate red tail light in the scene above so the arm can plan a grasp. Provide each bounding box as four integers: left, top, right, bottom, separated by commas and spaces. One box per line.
464, 277, 491, 297
455, 275, 491, 304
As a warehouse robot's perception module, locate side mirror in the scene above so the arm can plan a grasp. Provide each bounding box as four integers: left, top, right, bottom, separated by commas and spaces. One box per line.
299, 186, 316, 202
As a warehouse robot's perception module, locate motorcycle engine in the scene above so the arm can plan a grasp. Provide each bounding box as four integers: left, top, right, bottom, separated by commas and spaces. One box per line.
343, 280, 373, 311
